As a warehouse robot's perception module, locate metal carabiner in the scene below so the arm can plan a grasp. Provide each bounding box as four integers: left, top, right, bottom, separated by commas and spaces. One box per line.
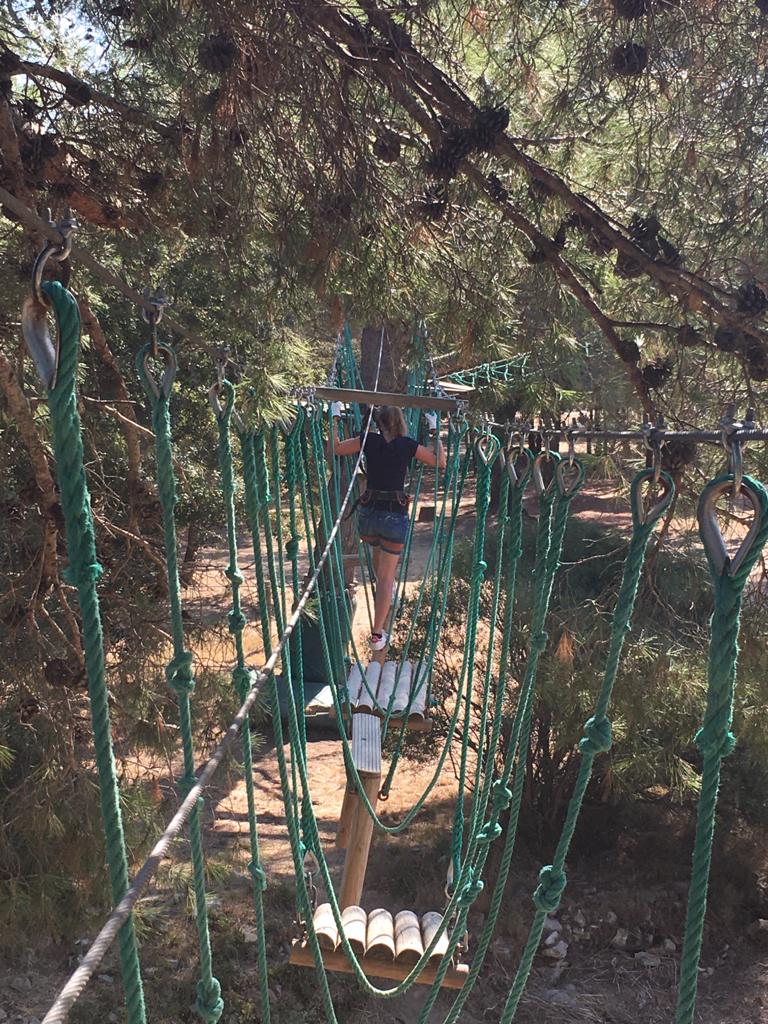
721, 428, 743, 499
141, 286, 169, 359
567, 427, 576, 467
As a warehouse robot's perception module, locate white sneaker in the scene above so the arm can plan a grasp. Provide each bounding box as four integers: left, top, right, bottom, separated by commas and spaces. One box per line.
371, 631, 389, 652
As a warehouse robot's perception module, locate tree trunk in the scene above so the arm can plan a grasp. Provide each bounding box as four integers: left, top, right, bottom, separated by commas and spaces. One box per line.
360, 320, 411, 393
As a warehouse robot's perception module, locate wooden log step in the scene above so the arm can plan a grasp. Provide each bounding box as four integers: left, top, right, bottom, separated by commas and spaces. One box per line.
341, 905, 367, 956
366, 908, 395, 960
421, 912, 450, 961
289, 941, 468, 989
313, 903, 339, 951
394, 910, 423, 964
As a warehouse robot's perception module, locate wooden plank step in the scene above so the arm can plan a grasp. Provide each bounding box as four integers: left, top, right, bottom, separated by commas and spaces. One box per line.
351, 712, 382, 776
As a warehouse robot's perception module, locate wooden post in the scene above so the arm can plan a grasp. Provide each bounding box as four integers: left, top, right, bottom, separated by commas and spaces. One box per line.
340, 713, 381, 908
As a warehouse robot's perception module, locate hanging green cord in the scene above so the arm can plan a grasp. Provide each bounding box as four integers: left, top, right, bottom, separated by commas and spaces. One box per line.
438, 451, 533, 1024
137, 343, 223, 1024
40, 282, 146, 1024
498, 467, 675, 1024
450, 434, 501, 884
675, 471, 768, 1024
210, 380, 271, 1024
439, 455, 584, 1024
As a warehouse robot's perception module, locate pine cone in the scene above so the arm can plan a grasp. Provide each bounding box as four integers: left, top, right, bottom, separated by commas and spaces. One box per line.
611, 42, 648, 76
629, 212, 661, 242
615, 251, 644, 278
656, 237, 681, 267
737, 280, 768, 317
613, 0, 648, 17
124, 36, 153, 51
63, 81, 92, 106
473, 105, 509, 151
198, 33, 239, 74
487, 173, 508, 202
714, 324, 744, 352
372, 132, 401, 162
416, 183, 448, 222
662, 439, 697, 472
617, 339, 641, 363
677, 325, 704, 348
138, 171, 165, 196
641, 357, 673, 390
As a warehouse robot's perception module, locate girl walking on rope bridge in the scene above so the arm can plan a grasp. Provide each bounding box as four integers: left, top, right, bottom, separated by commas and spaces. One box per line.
328, 403, 445, 651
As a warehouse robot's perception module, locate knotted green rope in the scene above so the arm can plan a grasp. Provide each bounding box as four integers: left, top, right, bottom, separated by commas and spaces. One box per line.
136, 343, 223, 1024
499, 467, 675, 1023
211, 381, 270, 1024
42, 282, 146, 1024
675, 472, 768, 1024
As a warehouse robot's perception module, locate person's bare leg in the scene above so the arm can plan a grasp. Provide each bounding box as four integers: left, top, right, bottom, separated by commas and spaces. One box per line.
373, 549, 401, 634
372, 545, 382, 584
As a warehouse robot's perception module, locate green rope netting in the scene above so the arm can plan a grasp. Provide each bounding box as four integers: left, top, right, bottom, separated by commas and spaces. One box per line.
33, 309, 768, 1024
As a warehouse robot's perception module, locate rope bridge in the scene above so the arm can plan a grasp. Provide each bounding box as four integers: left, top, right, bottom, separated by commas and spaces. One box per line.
18, 249, 768, 1024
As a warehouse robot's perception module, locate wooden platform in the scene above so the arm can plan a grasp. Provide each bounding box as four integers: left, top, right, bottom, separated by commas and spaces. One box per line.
305, 660, 431, 731
290, 904, 467, 988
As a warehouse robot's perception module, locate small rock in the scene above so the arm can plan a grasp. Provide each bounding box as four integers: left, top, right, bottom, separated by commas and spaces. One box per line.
635, 951, 662, 968
544, 930, 562, 948
611, 928, 628, 950
606, 910, 618, 926
542, 988, 575, 1007
0, 1009, 8, 1021
10, 976, 33, 992
573, 909, 586, 929
543, 939, 569, 960
242, 925, 260, 943
543, 916, 561, 934
748, 919, 768, 937
108, 1015, 118, 1023
662, 938, 677, 953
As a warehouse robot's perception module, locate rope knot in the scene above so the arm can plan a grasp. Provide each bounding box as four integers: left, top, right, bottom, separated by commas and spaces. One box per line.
695, 726, 737, 761
232, 666, 251, 698
166, 650, 195, 694
533, 864, 567, 913
248, 859, 267, 891
195, 978, 224, 1024
579, 715, 613, 755
177, 771, 197, 799
473, 559, 488, 585
531, 630, 549, 653
286, 537, 300, 559
491, 779, 513, 812
225, 566, 244, 585
228, 609, 247, 633
476, 820, 503, 844
63, 562, 104, 588
458, 870, 484, 907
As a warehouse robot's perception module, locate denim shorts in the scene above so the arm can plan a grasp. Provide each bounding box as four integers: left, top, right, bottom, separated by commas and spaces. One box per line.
358, 506, 409, 552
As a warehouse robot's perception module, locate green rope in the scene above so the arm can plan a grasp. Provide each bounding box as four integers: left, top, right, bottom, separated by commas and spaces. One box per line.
136, 344, 223, 1024
675, 472, 768, 1024
41, 282, 146, 1024
499, 468, 675, 1023
441, 454, 582, 1024
211, 381, 270, 1023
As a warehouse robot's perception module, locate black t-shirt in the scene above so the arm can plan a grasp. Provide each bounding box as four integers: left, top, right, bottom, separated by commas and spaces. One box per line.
360, 432, 419, 491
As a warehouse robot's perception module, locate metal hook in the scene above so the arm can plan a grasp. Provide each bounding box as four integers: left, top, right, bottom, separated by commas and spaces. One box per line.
141, 286, 169, 359
141, 341, 177, 400
721, 427, 743, 499
31, 208, 77, 306
567, 427, 576, 467
21, 210, 79, 389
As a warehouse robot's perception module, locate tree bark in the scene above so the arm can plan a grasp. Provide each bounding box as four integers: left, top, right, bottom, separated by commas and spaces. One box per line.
360, 321, 411, 392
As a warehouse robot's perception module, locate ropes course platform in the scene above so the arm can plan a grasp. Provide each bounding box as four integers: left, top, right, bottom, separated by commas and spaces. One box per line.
289, 904, 468, 988
304, 660, 431, 730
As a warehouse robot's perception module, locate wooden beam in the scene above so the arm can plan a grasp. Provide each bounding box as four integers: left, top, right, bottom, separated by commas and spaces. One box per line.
313, 386, 459, 412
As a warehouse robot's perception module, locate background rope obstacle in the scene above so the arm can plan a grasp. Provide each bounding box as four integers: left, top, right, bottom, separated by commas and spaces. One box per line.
25, 284, 768, 1024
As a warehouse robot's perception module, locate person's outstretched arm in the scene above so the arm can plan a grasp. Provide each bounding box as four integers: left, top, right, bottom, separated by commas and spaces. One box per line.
325, 402, 362, 458
414, 412, 446, 469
